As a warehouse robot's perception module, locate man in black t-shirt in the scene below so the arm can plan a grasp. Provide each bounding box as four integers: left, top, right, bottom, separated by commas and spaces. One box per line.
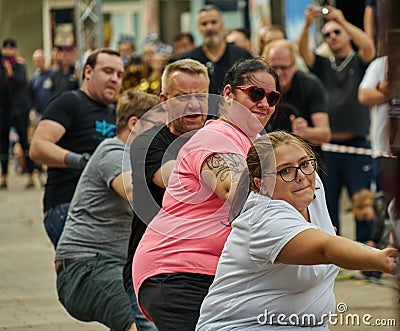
264, 39, 331, 181
30, 48, 124, 248
170, 5, 252, 102
123, 59, 209, 326
264, 39, 330, 144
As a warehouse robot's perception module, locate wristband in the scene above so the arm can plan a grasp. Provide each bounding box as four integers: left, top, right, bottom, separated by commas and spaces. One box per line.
65, 152, 91, 169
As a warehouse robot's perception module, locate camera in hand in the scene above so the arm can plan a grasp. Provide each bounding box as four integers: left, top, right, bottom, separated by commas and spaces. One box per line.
321, 7, 329, 15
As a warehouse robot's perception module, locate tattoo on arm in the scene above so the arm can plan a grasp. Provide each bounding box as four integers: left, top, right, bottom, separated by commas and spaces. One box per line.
205, 153, 246, 183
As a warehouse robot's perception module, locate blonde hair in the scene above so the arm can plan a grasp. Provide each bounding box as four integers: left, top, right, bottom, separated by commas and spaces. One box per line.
247, 131, 316, 192
352, 189, 375, 211
228, 131, 316, 223
116, 90, 160, 134
161, 58, 209, 94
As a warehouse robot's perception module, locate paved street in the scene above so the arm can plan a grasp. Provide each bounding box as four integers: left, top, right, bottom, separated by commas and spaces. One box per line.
0, 170, 106, 331
0, 169, 398, 330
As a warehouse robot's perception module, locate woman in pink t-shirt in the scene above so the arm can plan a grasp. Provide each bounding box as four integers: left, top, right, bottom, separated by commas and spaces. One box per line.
132, 58, 281, 331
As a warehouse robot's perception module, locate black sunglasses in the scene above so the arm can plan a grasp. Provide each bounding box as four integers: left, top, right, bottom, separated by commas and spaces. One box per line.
323, 29, 341, 39
234, 85, 281, 106
277, 158, 317, 182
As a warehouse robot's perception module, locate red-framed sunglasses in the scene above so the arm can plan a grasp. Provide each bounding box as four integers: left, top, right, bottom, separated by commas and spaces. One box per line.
234, 85, 281, 106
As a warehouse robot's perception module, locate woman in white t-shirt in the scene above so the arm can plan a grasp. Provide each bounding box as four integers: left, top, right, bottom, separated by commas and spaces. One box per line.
196, 131, 398, 331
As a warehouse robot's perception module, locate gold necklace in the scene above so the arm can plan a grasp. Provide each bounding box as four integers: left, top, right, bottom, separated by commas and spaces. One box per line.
329, 50, 355, 72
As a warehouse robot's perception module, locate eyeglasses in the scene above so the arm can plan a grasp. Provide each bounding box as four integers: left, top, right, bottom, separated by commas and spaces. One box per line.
271, 63, 295, 72
323, 29, 341, 39
234, 85, 281, 106
277, 158, 317, 182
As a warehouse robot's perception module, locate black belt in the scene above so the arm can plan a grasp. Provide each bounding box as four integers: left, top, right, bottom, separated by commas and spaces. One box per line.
55, 258, 79, 275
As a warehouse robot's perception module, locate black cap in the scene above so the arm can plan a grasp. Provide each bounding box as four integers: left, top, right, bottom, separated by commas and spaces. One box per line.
2, 38, 17, 48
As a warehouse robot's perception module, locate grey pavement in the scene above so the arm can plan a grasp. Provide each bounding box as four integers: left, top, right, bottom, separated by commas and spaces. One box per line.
0, 169, 398, 330
0, 170, 106, 331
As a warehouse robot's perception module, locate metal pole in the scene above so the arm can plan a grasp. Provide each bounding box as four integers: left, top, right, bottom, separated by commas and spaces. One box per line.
75, 0, 103, 67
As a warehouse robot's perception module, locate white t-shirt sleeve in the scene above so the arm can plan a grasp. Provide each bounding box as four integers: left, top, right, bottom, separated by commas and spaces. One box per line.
248, 199, 316, 265
359, 56, 386, 88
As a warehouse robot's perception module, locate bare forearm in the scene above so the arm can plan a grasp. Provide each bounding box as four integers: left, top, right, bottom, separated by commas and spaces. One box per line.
29, 139, 69, 168
358, 87, 391, 106
344, 20, 371, 50
112, 171, 133, 203
341, 21, 375, 61
298, 25, 314, 68
363, 6, 376, 42
301, 126, 331, 145
291, 115, 330, 145
152, 160, 175, 189
298, 5, 320, 68
324, 235, 395, 273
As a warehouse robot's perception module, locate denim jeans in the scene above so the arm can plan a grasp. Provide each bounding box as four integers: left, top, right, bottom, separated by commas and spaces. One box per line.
43, 202, 70, 248
323, 137, 372, 237
125, 278, 158, 331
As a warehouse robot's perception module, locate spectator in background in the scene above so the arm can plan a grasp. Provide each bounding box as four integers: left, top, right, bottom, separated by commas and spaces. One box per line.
136, 43, 173, 95
298, 5, 375, 237
359, 55, 397, 202
173, 32, 195, 56
30, 49, 54, 116
0, 38, 35, 189
260, 25, 309, 72
257, 24, 286, 56
171, 5, 253, 100
30, 48, 124, 248
263, 39, 330, 180
51, 45, 80, 98
226, 28, 256, 56
121, 57, 146, 93
29, 49, 54, 181
50, 46, 60, 71
140, 34, 159, 80
118, 34, 137, 69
